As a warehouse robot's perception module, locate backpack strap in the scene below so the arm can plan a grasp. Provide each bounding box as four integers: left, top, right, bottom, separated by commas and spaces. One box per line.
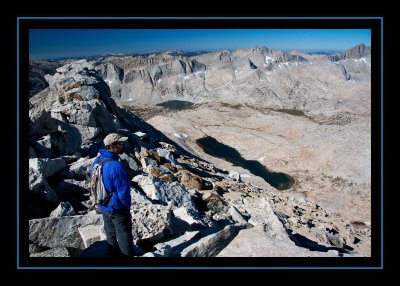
99, 157, 114, 167
99, 157, 115, 208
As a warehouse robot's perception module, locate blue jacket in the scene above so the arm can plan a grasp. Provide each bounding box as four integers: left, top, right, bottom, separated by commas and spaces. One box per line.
91, 149, 131, 214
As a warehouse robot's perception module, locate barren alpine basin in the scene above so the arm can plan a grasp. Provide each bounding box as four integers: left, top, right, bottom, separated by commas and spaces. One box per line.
146, 100, 371, 223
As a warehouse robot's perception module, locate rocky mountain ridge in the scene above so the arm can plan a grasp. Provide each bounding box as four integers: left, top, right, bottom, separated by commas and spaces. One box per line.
30, 44, 371, 107
28, 60, 370, 258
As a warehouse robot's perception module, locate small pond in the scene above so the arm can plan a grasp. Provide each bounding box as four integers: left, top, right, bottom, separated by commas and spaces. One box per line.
196, 136, 295, 190
156, 100, 194, 110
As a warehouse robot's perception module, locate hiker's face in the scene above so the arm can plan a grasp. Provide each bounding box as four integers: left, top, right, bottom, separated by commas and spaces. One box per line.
111, 141, 124, 154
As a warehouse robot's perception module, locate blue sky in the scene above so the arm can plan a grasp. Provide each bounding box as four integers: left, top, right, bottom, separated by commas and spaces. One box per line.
29, 29, 371, 60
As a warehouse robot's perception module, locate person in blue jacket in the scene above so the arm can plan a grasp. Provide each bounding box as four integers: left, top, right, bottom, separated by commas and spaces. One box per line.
91, 133, 134, 257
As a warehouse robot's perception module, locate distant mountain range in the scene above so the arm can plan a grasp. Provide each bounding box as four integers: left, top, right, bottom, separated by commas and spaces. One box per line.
302, 49, 344, 55
31, 47, 356, 62
29, 44, 370, 101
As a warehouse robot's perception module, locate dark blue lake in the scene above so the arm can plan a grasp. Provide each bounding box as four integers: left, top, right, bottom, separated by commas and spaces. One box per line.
196, 136, 295, 190
156, 100, 194, 110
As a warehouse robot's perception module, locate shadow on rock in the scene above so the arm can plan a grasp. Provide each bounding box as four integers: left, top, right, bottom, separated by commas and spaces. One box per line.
288, 231, 353, 255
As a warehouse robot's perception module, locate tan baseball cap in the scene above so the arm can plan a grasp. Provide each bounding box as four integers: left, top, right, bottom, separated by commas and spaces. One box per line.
103, 133, 128, 146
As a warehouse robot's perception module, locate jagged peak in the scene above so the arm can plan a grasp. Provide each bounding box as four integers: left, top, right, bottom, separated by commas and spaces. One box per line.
234, 45, 273, 54
328, 43, 371, 62
345, 43, 371, 57
353, 43, 368, 49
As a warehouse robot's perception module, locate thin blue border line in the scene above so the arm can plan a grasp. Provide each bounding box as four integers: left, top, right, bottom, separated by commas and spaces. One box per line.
18, 16, 382, 270
16, 17, 20, 269
380, 17, 384, 269
18, 16, 381, 20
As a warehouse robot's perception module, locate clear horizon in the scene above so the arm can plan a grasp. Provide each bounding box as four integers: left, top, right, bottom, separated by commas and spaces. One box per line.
29, 29, 371, 60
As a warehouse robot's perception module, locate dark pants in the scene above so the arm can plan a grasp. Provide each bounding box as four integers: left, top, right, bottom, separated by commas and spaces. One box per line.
102, 209, 134, 257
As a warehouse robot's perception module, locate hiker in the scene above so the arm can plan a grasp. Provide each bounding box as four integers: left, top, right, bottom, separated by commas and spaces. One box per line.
91, 133, 134, 257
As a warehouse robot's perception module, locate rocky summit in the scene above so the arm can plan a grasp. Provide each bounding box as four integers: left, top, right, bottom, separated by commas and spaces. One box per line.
28, 44, 371, 259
